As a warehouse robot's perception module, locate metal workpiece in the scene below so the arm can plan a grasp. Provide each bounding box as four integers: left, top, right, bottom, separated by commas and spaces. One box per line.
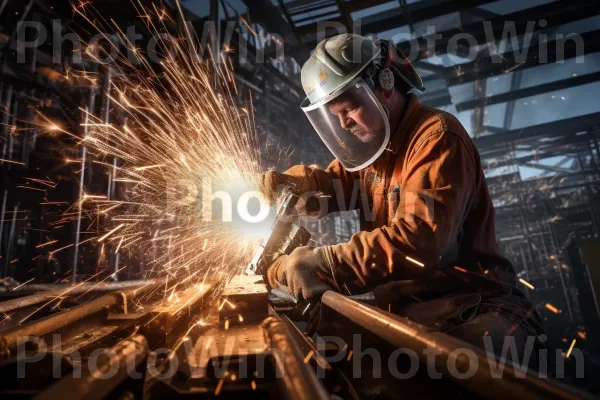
320, 291, 593, 400
220, 275, 269, 324
0, 280, 158, 314
0, 291, 61, 314
1, 279, 159, 296
33, 335, 150, 400
279, 313, 361, 399
142, 282, 215, 348
261, 316, 329, 400
0, 280, 165, 356
0, 292, 121, 356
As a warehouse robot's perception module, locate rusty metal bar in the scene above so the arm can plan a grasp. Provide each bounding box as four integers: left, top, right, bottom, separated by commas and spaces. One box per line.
0, 292, 121, 353
261, 316, 328, 400
321, 291, 592, 400
33, 335, 149, 400
0, 279, 158, 313
0, 279, 163, 355
0, 292, 59, 314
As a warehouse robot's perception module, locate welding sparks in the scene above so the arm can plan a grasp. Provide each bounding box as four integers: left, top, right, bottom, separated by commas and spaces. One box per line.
219, 298, 236, 311
36, 240, 58, 248
56, 0, 272, 305
214, 378, 224, 396
134, 164, 164, 171
0, 0, 279, 330
406, 256, 424, 267
519, 278, 535, 290
303, 349, 314, 364
97, 224, 125, 242
12, 277, 36, 290
0, 158, 25, 165
566, 339, 577, 358
545, 303, 560, 314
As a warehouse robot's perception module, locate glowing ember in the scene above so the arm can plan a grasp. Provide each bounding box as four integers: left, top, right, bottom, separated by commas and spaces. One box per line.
519, 278, 535, 290
545, 303, 560, 314
566, 339, 576, 358
405, 256, 424, 267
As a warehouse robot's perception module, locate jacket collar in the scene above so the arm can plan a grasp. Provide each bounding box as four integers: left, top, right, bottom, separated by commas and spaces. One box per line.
363, 94, 421, 178
389, 93, 421, 153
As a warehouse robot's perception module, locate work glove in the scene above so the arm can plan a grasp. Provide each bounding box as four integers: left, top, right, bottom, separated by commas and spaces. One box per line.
266, 246, 338, 302
259, 169, 307, 205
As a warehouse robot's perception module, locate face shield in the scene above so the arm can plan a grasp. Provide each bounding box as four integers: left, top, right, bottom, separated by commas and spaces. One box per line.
301, 78, 390, 171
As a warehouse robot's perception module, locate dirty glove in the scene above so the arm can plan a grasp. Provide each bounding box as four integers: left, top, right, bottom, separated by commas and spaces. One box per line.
259, 170, 307, 205
266, 246, 338, 302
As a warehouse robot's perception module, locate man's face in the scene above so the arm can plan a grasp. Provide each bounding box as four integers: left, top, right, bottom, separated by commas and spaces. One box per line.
328, 92, 385, 143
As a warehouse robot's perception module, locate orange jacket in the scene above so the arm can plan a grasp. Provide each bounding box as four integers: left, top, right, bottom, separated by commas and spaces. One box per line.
286, 94, 516, 294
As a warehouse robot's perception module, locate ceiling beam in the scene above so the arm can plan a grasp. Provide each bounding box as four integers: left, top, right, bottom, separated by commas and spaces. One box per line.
520, 159, 576, 174
455, 71, 600, 112
485, 149, 580, 171
241, 0, 310, 64
460, 7, 501, 23
479, 131, 594, 160
335, 0, 354, 34
399, 0, 593, 62
269, 0, 595, 68
444, 28, 600, 87
473, 112, 600, 149
502, 70, 522, 130
294, 0, 496, 38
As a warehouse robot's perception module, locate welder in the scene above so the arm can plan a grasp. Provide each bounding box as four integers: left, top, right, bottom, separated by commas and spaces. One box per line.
260, 34, 544, 365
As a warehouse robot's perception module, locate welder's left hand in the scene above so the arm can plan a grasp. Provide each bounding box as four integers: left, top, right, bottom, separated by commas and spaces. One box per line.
267, 246, 338, 302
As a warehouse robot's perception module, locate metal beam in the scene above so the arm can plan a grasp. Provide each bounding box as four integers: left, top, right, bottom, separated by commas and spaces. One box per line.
473, 112, 600, 149
395, 0, 591, 62
276, 0, 595, 68
455, 71, 600, 112
460, 6, 501, 23
241, 0, 310, 64
479, 131, 595, 162
445, 28, 600, 87
520, 160, 577, 174
320, 291, 593, 400
295, 0, 496, 38
335, 0, 353, 33
414, 60, 449, 75
484, 149, 580, 171
482, 125, 504, 134
284, 0, 334, 14
503, 70, 522, 130
471, 56, 487, 138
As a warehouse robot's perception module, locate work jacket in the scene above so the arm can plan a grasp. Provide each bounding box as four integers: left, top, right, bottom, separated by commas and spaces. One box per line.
287, 94, 525, 328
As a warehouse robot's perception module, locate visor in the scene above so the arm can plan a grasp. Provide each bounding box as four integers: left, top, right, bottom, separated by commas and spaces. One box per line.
301, 78, 390, 171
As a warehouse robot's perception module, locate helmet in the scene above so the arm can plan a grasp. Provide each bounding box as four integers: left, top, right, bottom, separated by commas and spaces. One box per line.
300, 34, 424, 171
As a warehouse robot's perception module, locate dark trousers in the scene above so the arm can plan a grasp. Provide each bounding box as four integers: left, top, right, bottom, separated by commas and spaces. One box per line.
444, 294, 544, 372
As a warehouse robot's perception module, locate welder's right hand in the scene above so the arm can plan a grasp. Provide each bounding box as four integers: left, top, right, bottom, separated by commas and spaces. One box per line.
259, 170, 305, 205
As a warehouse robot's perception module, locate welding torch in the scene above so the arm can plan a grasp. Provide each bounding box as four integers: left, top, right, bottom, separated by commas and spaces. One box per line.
245, 188, 315, 317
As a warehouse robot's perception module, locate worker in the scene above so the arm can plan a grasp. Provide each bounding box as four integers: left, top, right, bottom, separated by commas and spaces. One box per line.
260, 34, 544, 363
